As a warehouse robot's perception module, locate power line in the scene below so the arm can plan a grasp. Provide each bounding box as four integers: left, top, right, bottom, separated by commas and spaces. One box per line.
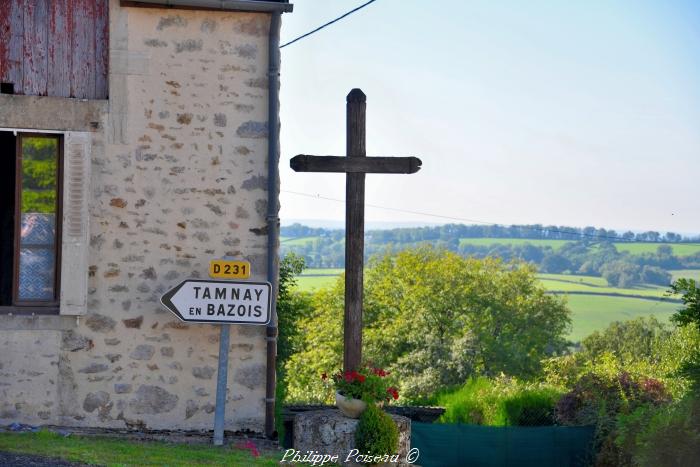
280, 189, 689, 243
280, 0, 378, 48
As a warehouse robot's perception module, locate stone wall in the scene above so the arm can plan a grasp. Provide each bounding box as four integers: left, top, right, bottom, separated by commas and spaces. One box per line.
0, 1, 276, 433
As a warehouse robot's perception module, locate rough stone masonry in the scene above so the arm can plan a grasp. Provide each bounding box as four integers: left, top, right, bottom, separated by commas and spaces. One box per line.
0, 1, 280, 433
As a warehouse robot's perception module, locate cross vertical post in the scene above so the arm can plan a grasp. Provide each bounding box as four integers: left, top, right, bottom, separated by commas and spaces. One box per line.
289, 89, 422, 376
344, 89, 366, 372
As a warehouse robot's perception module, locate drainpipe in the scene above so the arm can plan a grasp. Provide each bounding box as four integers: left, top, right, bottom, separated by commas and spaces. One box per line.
264, 10, 281, 439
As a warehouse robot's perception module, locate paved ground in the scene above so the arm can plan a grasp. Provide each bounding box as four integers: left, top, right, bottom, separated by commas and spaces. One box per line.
0, 452, 89, 466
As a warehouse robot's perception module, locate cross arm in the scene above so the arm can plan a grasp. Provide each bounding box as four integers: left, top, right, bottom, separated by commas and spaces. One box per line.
290, 155, 422, 174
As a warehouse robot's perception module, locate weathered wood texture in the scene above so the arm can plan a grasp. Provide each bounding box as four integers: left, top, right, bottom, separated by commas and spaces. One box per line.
289, 88, 423, 373
0, 0, 108, 99
290, 155, 422, 174
344, 88, 366, 373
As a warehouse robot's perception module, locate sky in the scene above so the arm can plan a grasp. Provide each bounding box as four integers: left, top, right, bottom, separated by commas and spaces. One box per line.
277, 0, 700, 234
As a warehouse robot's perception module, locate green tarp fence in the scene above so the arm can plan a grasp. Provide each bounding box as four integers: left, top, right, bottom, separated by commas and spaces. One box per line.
411, 423, 595, 467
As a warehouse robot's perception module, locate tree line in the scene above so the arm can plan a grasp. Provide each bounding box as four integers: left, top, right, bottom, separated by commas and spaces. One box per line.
282, 222, 697, 244
281, 223, 700, 287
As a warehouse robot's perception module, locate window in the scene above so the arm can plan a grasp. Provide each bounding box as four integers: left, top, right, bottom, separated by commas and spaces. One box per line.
0, 132, 62, 312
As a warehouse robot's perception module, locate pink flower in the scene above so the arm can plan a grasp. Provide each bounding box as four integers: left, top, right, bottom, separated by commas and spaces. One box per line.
237, 440, 260, 458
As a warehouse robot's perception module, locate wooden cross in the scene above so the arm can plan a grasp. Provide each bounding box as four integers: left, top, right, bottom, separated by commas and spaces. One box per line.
290, 88, 422, 372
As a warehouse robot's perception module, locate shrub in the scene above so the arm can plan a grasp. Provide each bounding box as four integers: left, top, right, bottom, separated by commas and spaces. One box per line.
502, 390, 559, 426
437, 376, 564, 426
555, 371, 671, 466
543, 322, 700, 398
615, 352, 700, 466
355, 404, 399, 460
629, 398, 700, 466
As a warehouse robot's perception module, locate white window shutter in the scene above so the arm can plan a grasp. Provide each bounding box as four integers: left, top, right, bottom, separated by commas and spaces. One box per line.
60, 132, 91, 315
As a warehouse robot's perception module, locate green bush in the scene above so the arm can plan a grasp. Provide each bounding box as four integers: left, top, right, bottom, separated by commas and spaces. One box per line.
630, 398, 700, 466
543, 321, 700, 398
502, 391, 558, 426
437, 377, 563, 426
355, 404, 399, 460
615, 352, 700, 466
275, 254, 314, 437
555, 371, 671, 466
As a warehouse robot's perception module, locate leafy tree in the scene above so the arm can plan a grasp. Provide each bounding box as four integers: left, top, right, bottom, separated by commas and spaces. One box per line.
285, 247, 571, 402
540, 253, 571, 273
670, 279, 700, 329
581, 317, 671, 363
20, 137, 58, 213
275, 253, 314, 435
640, 266, 671, 286
600, 260, 642, 288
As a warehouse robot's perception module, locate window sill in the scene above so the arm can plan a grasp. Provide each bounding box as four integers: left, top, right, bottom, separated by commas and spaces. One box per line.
0, 306, 59, 315
0, 312, 77, 331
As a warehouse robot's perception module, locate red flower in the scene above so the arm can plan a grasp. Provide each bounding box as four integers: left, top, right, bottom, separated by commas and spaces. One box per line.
344, 371, 354, 383
373, 368, 387, 377
357, 374, 366, 383
387, 387, 399, 400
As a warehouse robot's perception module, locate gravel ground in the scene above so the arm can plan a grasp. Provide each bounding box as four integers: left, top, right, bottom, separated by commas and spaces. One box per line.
0, 452, 90, 466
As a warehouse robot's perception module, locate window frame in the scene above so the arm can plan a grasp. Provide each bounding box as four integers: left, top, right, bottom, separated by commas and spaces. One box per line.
1, 132, 63, 314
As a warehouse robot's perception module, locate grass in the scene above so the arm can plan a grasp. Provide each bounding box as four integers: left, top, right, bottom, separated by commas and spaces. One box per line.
280, 236, 320, 246
537, 273, 609, 286
537, 273, 669, 298
295, 275, 340, 290
565, 294, 678, 341
435, 377, 564, 426
301, 268, 345, 276
0, 431, 281, 466
454, 238, 700, 257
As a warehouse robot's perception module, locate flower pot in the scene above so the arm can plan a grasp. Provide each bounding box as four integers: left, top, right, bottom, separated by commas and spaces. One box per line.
335, 391, 367, 418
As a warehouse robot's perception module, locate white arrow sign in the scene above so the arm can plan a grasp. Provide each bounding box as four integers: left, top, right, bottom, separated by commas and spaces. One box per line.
160, 279, 271, 325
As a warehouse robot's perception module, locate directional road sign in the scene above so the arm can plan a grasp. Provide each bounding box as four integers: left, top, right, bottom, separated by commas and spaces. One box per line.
160, 279, 271, 325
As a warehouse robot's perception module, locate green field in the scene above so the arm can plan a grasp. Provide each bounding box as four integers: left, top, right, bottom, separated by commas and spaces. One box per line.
565, 295, 677, 341
537, 273, 669, 299
293, 269, 692, 341
295, 275, 339, 290
281, 236, 320, 246
459, 238, 571, 249
613, 242, 700, 256
454, 238, 700, 256
303, 268, 344, 275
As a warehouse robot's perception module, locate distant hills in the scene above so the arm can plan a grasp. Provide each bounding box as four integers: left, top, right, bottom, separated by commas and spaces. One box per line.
280, 223, 700, 286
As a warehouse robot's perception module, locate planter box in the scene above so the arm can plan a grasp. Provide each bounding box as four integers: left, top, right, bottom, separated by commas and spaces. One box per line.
293, 409, 411, 466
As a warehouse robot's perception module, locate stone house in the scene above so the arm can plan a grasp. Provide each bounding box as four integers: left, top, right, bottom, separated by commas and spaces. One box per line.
0, 0, 292, 436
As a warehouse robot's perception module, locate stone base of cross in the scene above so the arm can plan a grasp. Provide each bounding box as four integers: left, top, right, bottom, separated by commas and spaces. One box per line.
290, 89, 422, 372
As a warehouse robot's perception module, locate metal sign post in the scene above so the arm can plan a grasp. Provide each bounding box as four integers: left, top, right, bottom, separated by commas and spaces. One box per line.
213, 324, 231, 446
160, 274, 271, 446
